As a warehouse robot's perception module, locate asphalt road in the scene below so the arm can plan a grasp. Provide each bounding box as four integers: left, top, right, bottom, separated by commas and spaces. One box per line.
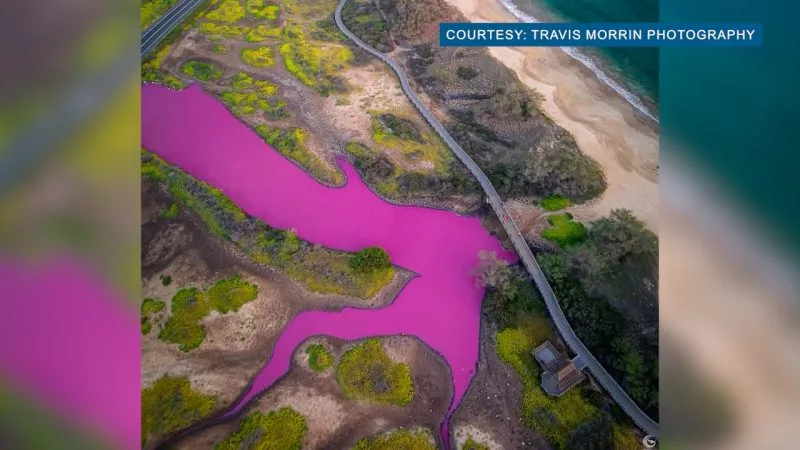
141, 0, 207, 58
334, 0, 660, 438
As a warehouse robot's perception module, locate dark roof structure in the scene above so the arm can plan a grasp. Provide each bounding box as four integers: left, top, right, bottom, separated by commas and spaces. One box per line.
533, 341, 586, 396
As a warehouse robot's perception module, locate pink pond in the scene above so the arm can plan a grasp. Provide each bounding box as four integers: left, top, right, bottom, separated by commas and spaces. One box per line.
142, 84, 517, 446
0, 257, 140, 449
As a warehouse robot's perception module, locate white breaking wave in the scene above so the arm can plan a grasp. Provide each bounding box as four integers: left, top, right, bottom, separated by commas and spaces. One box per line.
497, 0, 659, 123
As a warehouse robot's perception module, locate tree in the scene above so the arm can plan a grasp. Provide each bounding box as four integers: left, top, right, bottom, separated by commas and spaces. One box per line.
349, 247, 391, 273
565, 413, 614, 450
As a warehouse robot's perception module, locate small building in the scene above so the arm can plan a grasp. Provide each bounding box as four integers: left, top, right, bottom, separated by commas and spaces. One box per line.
532, 341, 586, 396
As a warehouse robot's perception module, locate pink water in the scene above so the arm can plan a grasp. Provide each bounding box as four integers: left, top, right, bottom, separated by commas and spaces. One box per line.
0, 256, 140, 449
142, 84, 517, 446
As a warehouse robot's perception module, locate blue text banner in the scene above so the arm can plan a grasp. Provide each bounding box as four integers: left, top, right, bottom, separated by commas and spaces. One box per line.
439, 23, 762, 47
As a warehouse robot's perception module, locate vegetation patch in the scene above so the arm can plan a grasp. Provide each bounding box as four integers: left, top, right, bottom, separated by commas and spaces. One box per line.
254, 124, 341, 184
374, 114, 423, 142
142, 43, 185, 90
241, 46, 276, 68
541, 194, 571, 211
479, 261, 543, 330
496, 317, 598, 447
336, 339, 414, 406
245, 0, 280, 20
141, 0, 179, 30
539, 209, 658, 417
198, 22, 245, 39
613, 424, 643, 450
345, 141, 479, 201
156, 275, 258, 351
353, 428, 436, 450
279, 21, 352, 95
463, 436, 490, 450
245, 24, 282, 43
348, 247, 391, 273
141, 376, 216, 447
218, 72, 287, 120
541, 213, 587, 247
207, 274, 259, 313
204, 0, 246, 23
340, 0, 394, 52
370, 112, 452, 173
216, 408, 306, 450
160, 274, 173, 286
142, 151, 394, 299
306, 343, 335, 372
160, 202, 180, 219
141, 298, 166, 335
181, 60, 224, 81
456, 66, 478, 80
158, 287, 211, 352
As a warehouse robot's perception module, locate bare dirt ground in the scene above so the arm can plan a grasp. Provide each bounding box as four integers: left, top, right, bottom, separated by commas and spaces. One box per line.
450, 315, 550, 450
141, 181, 413, 410
172, 335, 452, 449
445, 0, 660, 234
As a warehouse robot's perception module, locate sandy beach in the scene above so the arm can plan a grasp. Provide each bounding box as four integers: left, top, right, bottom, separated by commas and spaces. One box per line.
444, 0, 660, 233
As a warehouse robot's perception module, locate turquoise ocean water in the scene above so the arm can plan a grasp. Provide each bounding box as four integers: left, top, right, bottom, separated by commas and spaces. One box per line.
499, 0, 659, 116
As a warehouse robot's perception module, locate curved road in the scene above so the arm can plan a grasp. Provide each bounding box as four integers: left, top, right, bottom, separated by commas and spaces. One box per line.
334, 0, 660, 438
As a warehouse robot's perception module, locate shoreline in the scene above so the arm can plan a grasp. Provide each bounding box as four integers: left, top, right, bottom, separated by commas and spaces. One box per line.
444, 0, 660, 233
496, 0, 659, 122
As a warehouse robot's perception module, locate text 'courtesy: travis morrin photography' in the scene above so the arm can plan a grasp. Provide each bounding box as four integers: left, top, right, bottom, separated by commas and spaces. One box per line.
439, 23, 763, 47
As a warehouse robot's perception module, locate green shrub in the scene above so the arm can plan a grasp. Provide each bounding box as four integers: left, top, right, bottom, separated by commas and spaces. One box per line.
198, 21, 244, 39
370, 112, 451, 173
253, 125, 340, 183
181, 60, 224, 81
340, 0, 393, 52
206, 274, 259, 313
160, 202, 179, 219
216, 408, 306, 450
336, 339, 414, 406
374, 114, 423, 142
279, 22, 352, 95
204, 0, 245, 23
484, 269, 543, 330
141, 376, 216, 447
349, 247, 391, 273
245, 0, 279, 20
353, 428, 435, 450
306, 343, 334, 372
158, 288, 210, 352
160, 274, 173, 286
141, 298, 166, 335
245, 24, 282, 43
241, 46, 276, 68
456, 66, 478, 80
463, 436, 490, 450
541, 195, 571, 211
541, 213, 587, 247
